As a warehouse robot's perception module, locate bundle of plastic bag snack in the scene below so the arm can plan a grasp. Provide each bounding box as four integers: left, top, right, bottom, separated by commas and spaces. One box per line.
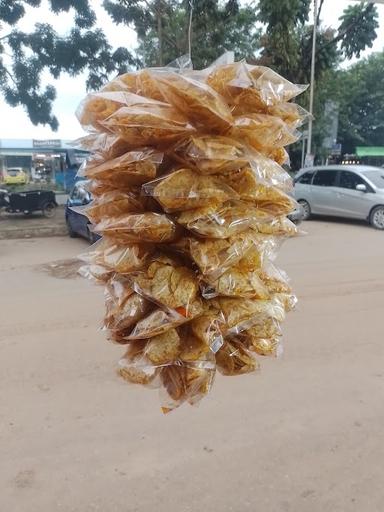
75, 54, 307, 413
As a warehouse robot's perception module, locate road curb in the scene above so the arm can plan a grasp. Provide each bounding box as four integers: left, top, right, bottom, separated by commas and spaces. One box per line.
0, 225, 67, 240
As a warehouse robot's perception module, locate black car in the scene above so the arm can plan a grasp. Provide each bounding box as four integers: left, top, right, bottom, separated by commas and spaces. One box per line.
65, 181, 99, 243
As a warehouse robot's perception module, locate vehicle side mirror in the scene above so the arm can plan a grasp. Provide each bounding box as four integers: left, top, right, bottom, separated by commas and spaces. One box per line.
356, 184, 367, 193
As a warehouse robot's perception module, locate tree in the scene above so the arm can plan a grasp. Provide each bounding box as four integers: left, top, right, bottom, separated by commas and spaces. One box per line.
0, 0, 137, 129
256, 0, 379, 166
103, 0, 259, 69
325, 51, 384, 154
256, 0, 379, 84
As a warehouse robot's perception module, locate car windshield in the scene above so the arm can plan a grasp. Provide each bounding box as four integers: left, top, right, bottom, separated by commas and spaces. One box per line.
361, 170, 384, 189
7, 169, 20, 176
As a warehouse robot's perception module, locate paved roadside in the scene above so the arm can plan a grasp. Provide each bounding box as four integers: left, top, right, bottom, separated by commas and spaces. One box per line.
0, 206, 67, 239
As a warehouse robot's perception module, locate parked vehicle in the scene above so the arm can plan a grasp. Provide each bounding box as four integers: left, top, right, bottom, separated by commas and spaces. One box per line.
0, 189, 57, 217
294, 165, 384, 229
288, 203, 304, 225
66, 180, 99, 242
3, 168, 29, 185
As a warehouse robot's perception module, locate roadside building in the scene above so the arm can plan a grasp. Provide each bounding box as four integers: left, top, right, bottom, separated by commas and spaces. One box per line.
0, 138, 88, 191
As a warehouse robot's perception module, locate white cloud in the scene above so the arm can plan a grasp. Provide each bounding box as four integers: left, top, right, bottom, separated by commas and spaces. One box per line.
0, 0, 383, 140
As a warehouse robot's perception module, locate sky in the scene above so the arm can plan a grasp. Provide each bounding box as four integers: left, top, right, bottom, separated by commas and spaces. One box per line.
0, 0, 383, 141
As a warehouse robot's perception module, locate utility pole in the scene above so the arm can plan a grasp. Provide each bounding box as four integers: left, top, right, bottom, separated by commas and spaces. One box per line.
306, 0, 318, 165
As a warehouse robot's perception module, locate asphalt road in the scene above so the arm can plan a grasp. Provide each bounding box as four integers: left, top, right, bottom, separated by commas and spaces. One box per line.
1, 219, 384, 512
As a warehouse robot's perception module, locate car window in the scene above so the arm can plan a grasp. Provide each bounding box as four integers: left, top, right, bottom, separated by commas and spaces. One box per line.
361, 170, 384, 189
296, 171, 314, 184
339, 171, 366, 190
7, 169, 20, 176
312, 170, 337, 187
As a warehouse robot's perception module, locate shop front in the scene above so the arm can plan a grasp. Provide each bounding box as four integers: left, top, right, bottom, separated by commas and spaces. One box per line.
0, 138, 88, 191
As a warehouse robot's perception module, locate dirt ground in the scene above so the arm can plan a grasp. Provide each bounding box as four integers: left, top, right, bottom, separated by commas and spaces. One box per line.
1, 220, 384, 512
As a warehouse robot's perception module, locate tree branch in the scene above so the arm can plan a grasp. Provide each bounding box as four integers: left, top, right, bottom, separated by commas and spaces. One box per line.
316, 4, 374, 56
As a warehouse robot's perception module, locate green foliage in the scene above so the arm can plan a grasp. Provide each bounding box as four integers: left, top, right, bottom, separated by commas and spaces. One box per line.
104, 0, 259, 69
0, 0, 136, 129
325, 52, 384, 154
257, 0, 379, 84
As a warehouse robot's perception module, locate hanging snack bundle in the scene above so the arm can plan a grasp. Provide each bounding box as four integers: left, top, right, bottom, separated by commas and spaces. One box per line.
75, 54, 307, 412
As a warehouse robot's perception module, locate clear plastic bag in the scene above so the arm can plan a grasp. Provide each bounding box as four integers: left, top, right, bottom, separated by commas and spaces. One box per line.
76, 91, 159, 132
131, 256, 201, 316
172, 135, 293, 191
78, 263, 113, 284
85, 191, 146, 224
73, 133, 131, 162
201, 265, 270, 300
206, 61, 307, 113
92, 213, 179, 243
187, 231, 280, 279
211, 296, 286, 336
176, 200, 274, 239
143, 168, 238, 212
104, 276, 154, 332
268, 102, 310, 128
258, 262, 292, 294
230, 114, 300, 152
215, 339, 259, 376
246, 65, 308, 105
226, 166, 297, 216
153, 70, 233, 133
160, 357, 216, 413
100, 103, 195, 148
172, 135, 249, 175
80, 148, 163, 188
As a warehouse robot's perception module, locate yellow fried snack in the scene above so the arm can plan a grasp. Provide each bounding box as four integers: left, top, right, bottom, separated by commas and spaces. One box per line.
268, 147, 290, 166
106, 292, 153, 332
145, 329, 181, 365
74, 133, 131, 163
77, 91, 154, 131
178, 313, 224, 359
247, 64, 307, 105
133, 258, 199, 314
136, 69, 165, 101
93, 213, 179, 243
226, 167, 296, 216
83, 149, 163, 188
126, 306, 202, 339
211, 296, 285, 334
102, 72, 138, 93
188, 231, 276, 278
85, 191, 146, 224
153, 70, 233, 133
118, 347, 158, 385
146, 168, 237, 212
103, 242, 154, 274
273, 293, 298, 312
230, 114, 299, 152
174, 135, 249, 175
101, 102, 195, 148
160, 362, 215, 412
202, 266, 270, 300
259, 263, 292, 294
239, 324, 281, 356
206, 61, 262, 112
243, 315, 282, 342
215, 340, 259, 376
177, 200, 273, 239
268, 102, 309, 128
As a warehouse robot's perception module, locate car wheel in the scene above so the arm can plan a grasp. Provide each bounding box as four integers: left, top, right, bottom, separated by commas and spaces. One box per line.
66, 218, 77, 238
298, 200, 311, 221
369, 206, 384, 230
42, 202, 56, 218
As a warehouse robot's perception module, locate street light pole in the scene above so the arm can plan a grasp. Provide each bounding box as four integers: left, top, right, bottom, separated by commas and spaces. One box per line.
307, 0, 318, 160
